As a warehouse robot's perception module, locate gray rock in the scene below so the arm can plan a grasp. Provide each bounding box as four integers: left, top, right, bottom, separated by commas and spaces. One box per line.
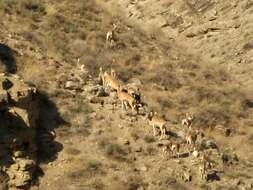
137, 186, 144, 190
65, 81, 81, 90
128, 78, 142, 86
13, 151, 25, 158
139, 166, 148, 172
96, 87, 108, 97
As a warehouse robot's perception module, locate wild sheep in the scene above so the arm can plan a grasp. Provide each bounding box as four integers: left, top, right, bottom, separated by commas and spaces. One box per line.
110, 68, 117, 79
146, 111, 167, 140
126, 86, 142, 105
200, 151, 214, 169
98, 67, 104, 85
182, 112, 194, 129
192, 147, 199, 158
102, 71, 121, 91
199, 163, 207, 180
117, 86, 137, 112
162, 141, 181, 158
185, 130, 198, 148
106, 23, 117, 47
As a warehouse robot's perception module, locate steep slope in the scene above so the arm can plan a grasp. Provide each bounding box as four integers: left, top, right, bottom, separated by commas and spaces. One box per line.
0, 0, 252, 190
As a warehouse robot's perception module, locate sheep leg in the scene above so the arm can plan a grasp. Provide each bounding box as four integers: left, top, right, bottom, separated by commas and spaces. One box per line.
124, 101, 129, 110
153, 125, 157, 136
159, 126, 165, 140
121, 101, 125, 110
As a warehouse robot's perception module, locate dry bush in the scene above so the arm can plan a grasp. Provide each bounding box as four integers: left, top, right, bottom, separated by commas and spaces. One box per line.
130, 132, 140, 141
0, 0, 46, 19
151, 57, 250, 129
247, 134, 253, 145
65, 147, 81, 155
68, 102, 93, 114
99, 139, 128, 161
124, 176, 146, 190
0, 172, 8, 190
87, 160, 102, 170
144, 135, 156, 143
105, 143, 128, 161
68, 160, 105, 180
144, 146, 157, 156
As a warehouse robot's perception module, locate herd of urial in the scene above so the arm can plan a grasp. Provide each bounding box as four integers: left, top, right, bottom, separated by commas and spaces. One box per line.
95, 65, 219, 182
77, 24, 224, 182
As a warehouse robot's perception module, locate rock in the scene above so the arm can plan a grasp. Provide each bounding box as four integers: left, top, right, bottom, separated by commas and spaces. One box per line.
0, 74, 39, 188
17, 159, 35, 171
206, 170, 220, 182
83, 85, 99, 94
192, 150, 199, 158
12, 171, 31, 187
128, 78, 142, 86
201, 138, 218, 150
89, 97, 104, 106
65, 81, 80, 90
96, 87, 108, 97
2, 78, 13, 90
134, 146, 142, 152
221, 152, 239, 165
124, 140, 130, 145
13, 151, 25, 158
215, 125, 231, 136
137, 186, 144, 190
139, 166, 148, 172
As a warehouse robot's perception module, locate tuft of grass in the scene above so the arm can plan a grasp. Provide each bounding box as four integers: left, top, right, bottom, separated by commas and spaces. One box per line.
68, 160, 104, 180
247, 134, 253, 145
0, 0, 46, 18
99, 141, 128, 161
68, 103, 93, 114
105, 143, 128, 161
65, 147, 81, 155
23, 0, 46, 14
87, 160, 102, 171
144, 146, 157, 156
144, 135, 156, 143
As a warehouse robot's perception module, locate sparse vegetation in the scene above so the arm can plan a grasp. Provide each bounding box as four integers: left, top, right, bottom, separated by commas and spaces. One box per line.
65, 147, 81, 155
1, 0, 253, 189
105, 143, 128, 161
144, 135, 156, 143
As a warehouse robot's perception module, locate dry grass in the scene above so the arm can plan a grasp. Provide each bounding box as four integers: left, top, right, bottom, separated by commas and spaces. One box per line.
144, 135, 156, 143
65, 147, 81, 155
99, 139, 128, 161
68, 160, 105, 180
247, 134, 253, 145
1, 0, 253, 189
0, 0, 46, 19
0, 0, 251, 131
3, 0, 248, 131
105, 143, 128, 161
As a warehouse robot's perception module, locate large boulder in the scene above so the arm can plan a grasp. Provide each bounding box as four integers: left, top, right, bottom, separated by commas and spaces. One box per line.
0, 73, 39, 188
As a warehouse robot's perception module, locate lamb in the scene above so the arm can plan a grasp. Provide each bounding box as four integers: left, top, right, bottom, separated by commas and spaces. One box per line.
162, 141, 181, 158
182, 112, 194, 129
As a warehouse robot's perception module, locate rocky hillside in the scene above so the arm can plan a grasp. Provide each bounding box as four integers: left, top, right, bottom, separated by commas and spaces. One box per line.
0, 74, 38, 189
0, 0, 252, 190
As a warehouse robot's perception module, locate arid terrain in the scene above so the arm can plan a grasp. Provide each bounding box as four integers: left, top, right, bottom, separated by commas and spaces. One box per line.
0, 0, 253, 190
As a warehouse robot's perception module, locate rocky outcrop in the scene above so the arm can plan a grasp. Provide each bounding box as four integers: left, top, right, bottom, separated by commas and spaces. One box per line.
0, 73, 39, 188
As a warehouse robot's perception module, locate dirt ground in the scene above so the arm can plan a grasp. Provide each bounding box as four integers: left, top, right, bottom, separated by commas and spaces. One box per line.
0, 0, 253, 189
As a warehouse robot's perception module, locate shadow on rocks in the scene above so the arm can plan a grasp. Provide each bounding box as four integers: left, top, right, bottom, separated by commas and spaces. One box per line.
36, 91, 69, 164
0, 43, 17, 74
